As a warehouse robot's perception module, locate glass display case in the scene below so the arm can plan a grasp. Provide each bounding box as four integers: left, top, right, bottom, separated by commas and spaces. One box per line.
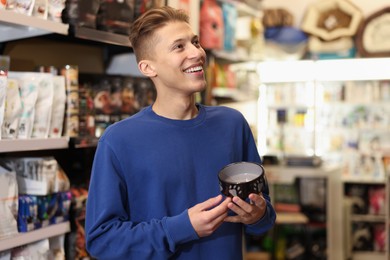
257, 58, 390, 177
256, 58, 390, 259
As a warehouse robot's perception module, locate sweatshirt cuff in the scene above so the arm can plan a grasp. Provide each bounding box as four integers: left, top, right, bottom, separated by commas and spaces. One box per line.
245, 203, 276, 235
164, 209, 199, 248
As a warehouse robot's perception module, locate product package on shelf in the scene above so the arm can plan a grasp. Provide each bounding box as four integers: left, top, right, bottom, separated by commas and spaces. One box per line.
49, 75, 66, 138
0, 156, 72, 195
48, 0, 66, 23
0, 250, 11, 260
13, 157, 58, 195
345, 183, 369, 215
368, 185, 386, 215
11, 238, 51, 259
62, 0, 100, 29
5, 0, 35, 16
92, 77, 111, 138
0, 70, 6, 139
351, 222, 374, 252
0, 165, 18, 240
32, 0, 49, 19
0, 157, 71, 232
96, 0, 135, 35
120, 77, 138, 119
199, 0, 224, 50
78, 81, 95, 139
61, 65, 79, 138
1, 78, 22, 139
78, 74, 156, 139
31, 73, 54, 138
65, 187, 89, 260
222, 2, 237, 52
7, 72, 39, 139
17, 192, 71, 232
5, 72, 57, 140
133, 0, 165, 20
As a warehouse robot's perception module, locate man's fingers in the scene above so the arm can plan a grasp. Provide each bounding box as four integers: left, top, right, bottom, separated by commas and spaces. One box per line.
248, 193, 264, 207
198, 195, 223, 211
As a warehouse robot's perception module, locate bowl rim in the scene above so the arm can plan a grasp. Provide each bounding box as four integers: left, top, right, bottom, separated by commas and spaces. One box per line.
218, 161, 264, 185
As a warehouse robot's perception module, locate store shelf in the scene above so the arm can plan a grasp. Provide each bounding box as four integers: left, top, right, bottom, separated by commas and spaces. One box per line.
351, 251, 387, 260
0, 222, 70, 251
275, 212, 309, 224
245, 251, 271, 260
0, 137, 69, 152
73, 26, 131, 47
69, 137, 99, 148
0, 10, 69, 42
350, 214, 386, 222
342, 177, 386, 184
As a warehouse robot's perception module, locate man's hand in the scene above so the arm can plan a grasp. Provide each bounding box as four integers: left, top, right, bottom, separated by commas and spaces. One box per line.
188, 195, 231, 237
224, 193, 266, 225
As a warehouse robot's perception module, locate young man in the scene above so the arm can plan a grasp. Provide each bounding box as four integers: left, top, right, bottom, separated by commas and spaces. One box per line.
85, 6, 276, 260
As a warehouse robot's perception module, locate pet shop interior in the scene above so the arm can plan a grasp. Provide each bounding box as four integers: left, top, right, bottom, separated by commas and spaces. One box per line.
1, 0, 390, 259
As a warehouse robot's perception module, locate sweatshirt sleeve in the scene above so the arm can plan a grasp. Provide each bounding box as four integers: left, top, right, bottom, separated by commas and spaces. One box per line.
85, 140, 199, 260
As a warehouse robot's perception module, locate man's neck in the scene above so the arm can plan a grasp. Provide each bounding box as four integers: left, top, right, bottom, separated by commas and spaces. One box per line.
152, 97, 199, 120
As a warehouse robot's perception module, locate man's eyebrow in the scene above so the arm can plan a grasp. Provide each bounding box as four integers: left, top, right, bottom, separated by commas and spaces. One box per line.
171, 34, 198, 45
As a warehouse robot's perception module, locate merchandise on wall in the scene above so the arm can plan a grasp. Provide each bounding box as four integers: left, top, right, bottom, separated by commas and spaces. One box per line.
257, 57, 390, 259
257, 58, 390, 172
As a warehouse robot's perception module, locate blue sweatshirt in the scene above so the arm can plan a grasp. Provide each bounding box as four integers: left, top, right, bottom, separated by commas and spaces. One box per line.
85, 104, 276, 259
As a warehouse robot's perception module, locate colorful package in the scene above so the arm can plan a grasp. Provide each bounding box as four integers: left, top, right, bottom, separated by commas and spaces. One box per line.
32, 0, 49, 19
199, 0, 224, 50
0, 0, 6, 9
49, 75, 66, 138
6, 0, 34, 15
0, 71, 6, 139
222, 2, 237, 52
61, 65, 79, 138
62, 0, 100, 28
78, 81, 95, 138
97, 0, 135, 35
11, 238, 51, 258
48, 0, 66, 22
32, 73, 54, 138
8, 72, 40, 139
93, 78, 111, 138
1, 79, 22, 139
0, 165, 18, 240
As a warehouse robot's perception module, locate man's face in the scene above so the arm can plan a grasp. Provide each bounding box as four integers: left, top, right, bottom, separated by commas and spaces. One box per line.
146, 21, 207, 97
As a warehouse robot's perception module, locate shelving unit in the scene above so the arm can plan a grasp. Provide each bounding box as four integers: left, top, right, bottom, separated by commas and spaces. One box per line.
0, 136, 72, 253
0, 138, 69, 153
265, 165, 344, 259
0, 222, 70, 252
72, 26, 131, 47
257, 58, 390, 260
0, 9, 69, 42
343, 178, 389, 260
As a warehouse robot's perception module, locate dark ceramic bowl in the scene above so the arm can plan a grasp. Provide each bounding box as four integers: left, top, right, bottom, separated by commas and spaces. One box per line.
218, 162, 266, 200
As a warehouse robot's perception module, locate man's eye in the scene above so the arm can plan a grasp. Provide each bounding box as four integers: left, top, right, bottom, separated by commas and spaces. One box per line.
176, 44, 184, 49
193, 40, 200, 47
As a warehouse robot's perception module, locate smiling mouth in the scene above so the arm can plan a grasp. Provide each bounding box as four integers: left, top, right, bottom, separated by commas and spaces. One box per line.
183, 66, 203, 73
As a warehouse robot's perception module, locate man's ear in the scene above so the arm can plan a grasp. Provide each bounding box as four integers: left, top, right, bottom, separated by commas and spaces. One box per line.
138, 60, 157, 77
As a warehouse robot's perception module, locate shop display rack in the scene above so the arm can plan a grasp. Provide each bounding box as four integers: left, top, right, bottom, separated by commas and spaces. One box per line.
0, 222, 70, 252
0, 9, 130, 47
0, 138, 69, 153
0, 9, 69, 42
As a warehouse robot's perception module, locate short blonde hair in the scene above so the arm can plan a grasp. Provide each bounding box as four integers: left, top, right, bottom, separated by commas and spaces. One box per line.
129, 6, 189, 62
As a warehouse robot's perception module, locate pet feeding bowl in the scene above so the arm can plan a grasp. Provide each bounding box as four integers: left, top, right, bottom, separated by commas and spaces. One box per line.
218, 162, 266, 200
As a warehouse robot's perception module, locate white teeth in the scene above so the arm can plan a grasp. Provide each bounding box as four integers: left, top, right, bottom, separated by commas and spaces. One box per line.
184, 66, 203, 73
